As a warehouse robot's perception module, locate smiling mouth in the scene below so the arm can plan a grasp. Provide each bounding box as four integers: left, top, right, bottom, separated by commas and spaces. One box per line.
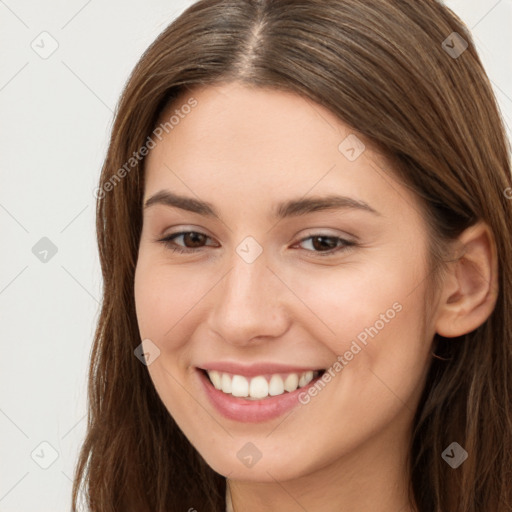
200, 368, 326, 400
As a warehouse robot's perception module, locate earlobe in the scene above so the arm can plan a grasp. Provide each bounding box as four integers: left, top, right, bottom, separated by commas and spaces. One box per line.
435, 221, 499, 338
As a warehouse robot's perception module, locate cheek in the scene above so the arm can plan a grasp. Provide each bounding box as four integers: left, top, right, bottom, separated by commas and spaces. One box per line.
134, 255, 208, 343
283, 259, 423, 347
280, 253, 431, 397
134, 258, 201, 416
282, 265, 430, 452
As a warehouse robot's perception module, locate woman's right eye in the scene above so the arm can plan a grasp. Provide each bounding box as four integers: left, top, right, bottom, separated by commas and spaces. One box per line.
157, 231, 215, 254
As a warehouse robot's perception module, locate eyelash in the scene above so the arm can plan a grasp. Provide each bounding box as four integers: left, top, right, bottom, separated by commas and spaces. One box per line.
157, 231, 357, 257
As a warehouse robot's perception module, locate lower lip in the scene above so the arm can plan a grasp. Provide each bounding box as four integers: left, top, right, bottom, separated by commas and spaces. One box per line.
197, 368, 324, 423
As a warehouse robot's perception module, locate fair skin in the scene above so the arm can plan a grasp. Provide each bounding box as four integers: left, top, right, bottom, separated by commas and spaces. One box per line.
134, 82, 497, 512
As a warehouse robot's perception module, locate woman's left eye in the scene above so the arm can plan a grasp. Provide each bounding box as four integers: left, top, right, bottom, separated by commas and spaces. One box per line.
294, 234, 356, 256
157, 231, 357, 257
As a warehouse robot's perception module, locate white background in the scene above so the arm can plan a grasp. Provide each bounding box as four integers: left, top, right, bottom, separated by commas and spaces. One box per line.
0, 1, 511, 510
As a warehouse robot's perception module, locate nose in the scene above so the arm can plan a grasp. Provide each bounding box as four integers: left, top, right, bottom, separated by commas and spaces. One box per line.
206, 251, 290, 346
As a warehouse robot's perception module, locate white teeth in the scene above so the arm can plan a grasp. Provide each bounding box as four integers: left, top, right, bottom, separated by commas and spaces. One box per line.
284, 373, 299, 392
249, 376, 268, 399
231, 375, 249, 397
298, 370, 313, 388
209, 370, 222, 390
206, 369, 319, 399
221, 373, 232, 393
268, 374, 284, 396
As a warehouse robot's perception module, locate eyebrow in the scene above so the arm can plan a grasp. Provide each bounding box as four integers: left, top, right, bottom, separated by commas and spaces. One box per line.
143, 190, 381, 219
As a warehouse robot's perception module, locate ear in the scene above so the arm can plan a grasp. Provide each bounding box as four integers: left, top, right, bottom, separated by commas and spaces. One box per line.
435, 221, 499, 337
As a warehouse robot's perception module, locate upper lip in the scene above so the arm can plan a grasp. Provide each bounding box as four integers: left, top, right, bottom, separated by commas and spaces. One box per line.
198, 361, 325, 377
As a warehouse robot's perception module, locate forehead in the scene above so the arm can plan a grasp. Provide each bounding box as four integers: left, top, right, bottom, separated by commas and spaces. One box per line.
143, 83, 420, 225
152, 82, 370, 162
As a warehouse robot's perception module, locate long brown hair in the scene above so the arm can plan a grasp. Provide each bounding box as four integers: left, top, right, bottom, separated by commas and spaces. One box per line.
72, 1, 512, 510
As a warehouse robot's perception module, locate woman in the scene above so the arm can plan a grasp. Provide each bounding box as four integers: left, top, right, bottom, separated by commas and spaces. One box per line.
72, 1, 512, 511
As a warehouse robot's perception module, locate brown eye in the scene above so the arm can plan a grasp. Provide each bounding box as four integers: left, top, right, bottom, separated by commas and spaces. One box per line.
179, 232, 208, 248
158, 231, 215, 253
296, 235, 356, 256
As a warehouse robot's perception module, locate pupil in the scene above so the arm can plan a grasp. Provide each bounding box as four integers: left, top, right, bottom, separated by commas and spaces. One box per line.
313, 236, 336, 251
185, 232, 205, 247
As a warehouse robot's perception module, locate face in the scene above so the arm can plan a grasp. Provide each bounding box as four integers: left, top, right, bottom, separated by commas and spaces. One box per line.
134, 82, 436, 482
